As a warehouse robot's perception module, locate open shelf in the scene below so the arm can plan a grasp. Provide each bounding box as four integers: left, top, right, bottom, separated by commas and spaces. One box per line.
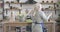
4, 2, 36, 4
40, 3, 55, 5
5, 3, 20, 4
55, 7, 60, 10
42, 9, 55, 11
10, 2, 20, 4
4, 2, 20, 4
4, 8, 21, 10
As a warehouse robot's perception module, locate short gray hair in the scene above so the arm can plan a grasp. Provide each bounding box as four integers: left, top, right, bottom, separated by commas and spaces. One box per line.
34, 3, 42, 11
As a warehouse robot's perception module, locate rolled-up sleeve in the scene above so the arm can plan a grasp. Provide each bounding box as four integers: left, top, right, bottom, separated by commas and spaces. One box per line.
39, 11, 48, 22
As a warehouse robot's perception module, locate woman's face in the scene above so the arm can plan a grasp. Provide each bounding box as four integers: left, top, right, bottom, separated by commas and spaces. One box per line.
38, 4, 42, 11
34, 5, 40, 11
34, 3, 42, 11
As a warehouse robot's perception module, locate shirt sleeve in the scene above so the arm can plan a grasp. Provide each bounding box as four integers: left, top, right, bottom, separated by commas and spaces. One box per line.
39, 11, 48, 22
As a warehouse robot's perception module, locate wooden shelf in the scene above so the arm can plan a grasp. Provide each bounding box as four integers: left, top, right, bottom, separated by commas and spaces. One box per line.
40, 3, 55, 5
4, 8, 21, 10
4, 2, 21, 4
42, 8, 55, 11
4, 7, 22, 10
2, 21, 32, 24
4, 2, 9, 4
10, 2, 20, 4
55, 7, 60, 10
56, 7, 60, 10
56, 9, 60, 10
4, 2, 35, 4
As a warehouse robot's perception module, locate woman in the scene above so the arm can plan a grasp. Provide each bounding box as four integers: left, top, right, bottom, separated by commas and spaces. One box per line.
32, 3, 52, 32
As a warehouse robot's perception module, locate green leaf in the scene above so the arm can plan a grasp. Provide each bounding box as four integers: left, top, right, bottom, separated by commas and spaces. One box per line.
26, 19, 32, 22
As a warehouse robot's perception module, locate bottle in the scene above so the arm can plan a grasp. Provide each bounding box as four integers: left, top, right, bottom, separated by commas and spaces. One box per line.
46, 1, 49, 3
17, 0, 19, 3
11, 1, 14, 3
51, 1, 53, 3
6, 1, 9, 3
19, 9, 21, 14
10, 6, 12, 9
42, 1, 44, 3
41, 8, 44, 11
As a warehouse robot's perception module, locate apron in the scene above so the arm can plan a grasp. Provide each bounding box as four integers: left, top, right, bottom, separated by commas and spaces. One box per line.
31, 11, 47, 32
32, 20, 43, 32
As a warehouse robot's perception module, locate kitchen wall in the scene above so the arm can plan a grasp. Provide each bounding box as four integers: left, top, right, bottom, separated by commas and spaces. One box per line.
4, 0, 59, 20
22, 4, 35, 9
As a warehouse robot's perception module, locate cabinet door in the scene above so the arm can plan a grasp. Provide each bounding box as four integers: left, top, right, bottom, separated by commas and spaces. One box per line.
45, 23, 54, 32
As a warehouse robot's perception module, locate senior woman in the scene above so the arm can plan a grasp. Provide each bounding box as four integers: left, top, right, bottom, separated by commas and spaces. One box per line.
31, 3, 52, 32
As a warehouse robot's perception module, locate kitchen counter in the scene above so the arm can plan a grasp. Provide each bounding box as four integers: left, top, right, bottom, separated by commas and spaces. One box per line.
1, 20, 56, 32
